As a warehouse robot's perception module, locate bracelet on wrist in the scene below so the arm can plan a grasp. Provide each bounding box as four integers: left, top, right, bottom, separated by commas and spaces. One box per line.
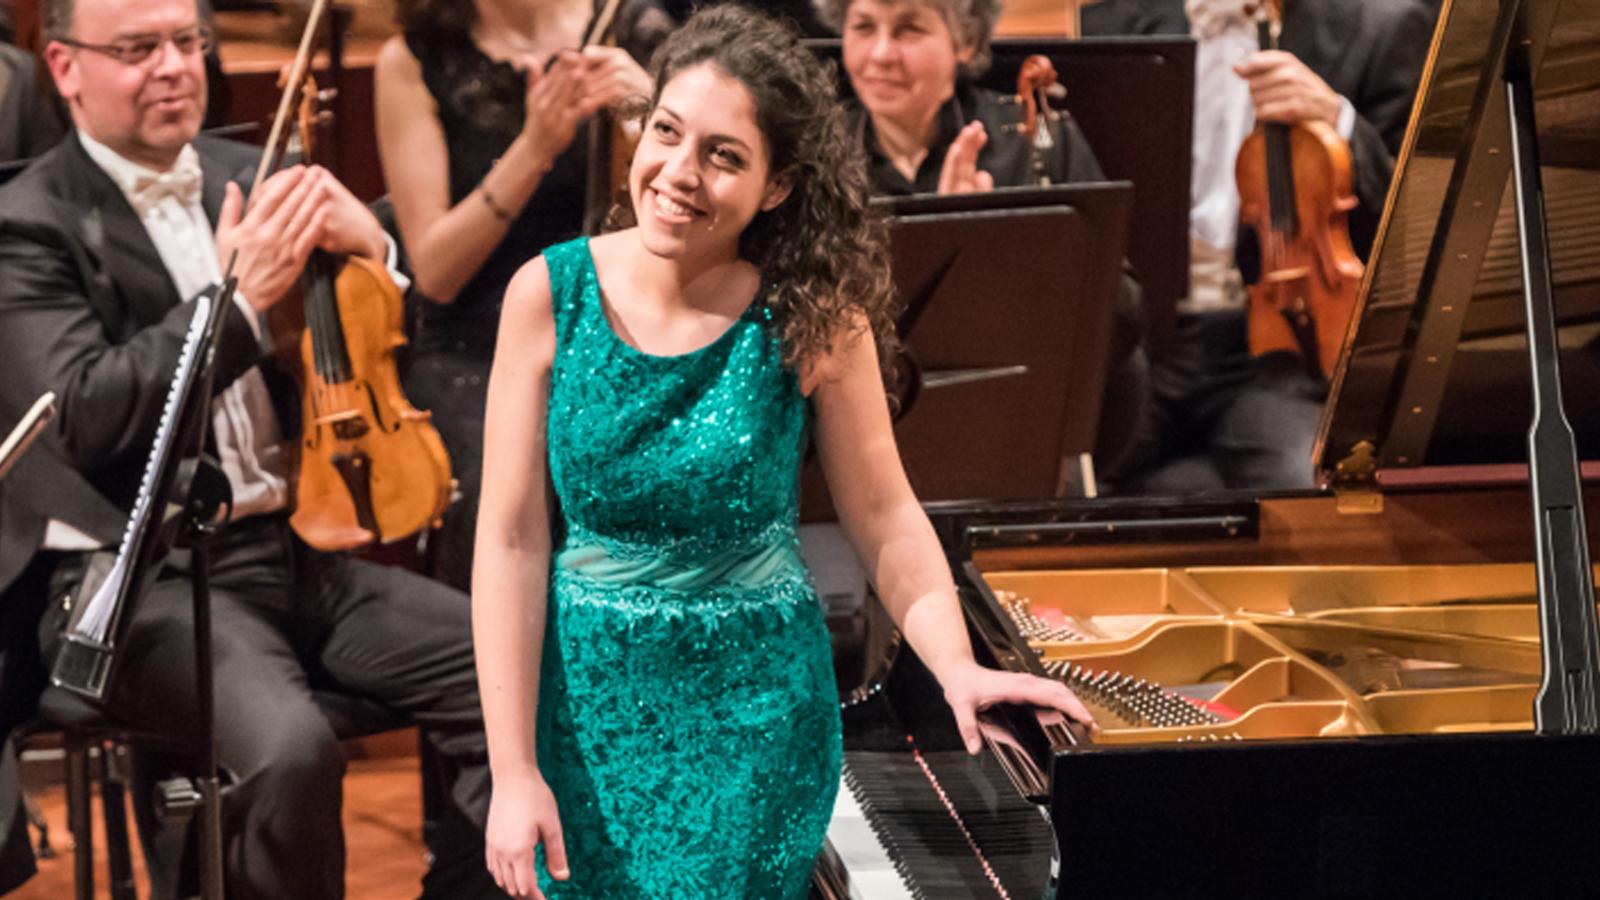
479, 182, 514, 223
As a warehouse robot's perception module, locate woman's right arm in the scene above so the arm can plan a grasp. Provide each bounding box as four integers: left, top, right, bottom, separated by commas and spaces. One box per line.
472, 257, 567, 899
374, 37, 593, 304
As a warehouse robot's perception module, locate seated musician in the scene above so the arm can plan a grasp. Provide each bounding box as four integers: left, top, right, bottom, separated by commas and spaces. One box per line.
820, 0, 1152, 483
1123, 0, 1435, 493
374, 0, 664, 593
0, 0, 507, 897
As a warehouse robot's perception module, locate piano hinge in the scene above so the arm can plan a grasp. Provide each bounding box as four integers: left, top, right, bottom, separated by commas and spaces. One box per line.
1333, 441, 1383, 515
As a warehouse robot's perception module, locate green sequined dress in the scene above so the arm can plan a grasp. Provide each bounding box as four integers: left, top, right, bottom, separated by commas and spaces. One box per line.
535, 238, 842, 898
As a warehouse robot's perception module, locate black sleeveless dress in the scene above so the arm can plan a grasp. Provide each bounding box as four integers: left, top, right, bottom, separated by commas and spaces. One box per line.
401, 29, 586, 591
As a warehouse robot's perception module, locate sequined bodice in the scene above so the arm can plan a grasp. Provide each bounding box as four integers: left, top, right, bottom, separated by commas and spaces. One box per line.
536, 237, 838, 898
544, 237, 808, 565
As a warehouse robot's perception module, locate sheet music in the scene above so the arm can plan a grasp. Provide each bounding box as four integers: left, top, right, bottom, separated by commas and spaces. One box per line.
70, 295, 213, 642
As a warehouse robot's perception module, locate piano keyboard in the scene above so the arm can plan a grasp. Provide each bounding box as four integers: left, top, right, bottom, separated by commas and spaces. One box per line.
816, 748, 1054, 900
822, 770, 917, 900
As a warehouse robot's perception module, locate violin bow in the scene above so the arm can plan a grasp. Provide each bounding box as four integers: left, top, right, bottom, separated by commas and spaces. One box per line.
583, 0, 627, 49
251, 0, 331, 194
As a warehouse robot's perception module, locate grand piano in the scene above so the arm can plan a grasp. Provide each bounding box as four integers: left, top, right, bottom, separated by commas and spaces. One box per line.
814, 1, 1600, 896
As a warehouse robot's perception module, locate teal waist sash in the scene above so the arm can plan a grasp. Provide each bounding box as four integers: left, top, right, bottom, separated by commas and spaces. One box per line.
556, 525, 804, 592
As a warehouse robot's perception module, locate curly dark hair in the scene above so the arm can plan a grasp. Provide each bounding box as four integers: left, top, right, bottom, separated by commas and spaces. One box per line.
617, 3, 898, 381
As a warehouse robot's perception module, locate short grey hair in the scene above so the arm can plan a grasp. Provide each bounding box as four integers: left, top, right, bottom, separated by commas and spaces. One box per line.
41, 0, 73, 42
42, 0, 203, 43
815, 0, 1004, 76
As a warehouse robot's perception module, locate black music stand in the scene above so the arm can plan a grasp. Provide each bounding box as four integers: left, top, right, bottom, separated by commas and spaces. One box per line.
807, 37, 1194, 353
800, 182, 1133, 521
51, 278, 239, 900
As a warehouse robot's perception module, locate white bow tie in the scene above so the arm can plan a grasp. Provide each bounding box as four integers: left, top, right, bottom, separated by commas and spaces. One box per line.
1186, 0, 1257, 40
130, 157, 203, 216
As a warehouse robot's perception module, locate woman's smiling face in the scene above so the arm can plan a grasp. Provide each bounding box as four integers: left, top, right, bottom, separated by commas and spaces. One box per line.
841, 0, 971, 131
630, 62, 792, 263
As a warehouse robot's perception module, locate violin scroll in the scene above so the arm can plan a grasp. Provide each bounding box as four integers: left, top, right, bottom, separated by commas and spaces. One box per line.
1015, 54, 1066, 186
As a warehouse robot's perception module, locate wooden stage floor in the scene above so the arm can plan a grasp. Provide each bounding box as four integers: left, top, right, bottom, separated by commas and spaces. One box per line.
10, 757, 429, 899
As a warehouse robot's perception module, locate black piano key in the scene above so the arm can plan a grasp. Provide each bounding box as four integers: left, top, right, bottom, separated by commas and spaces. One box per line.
841, 748, 1053, 899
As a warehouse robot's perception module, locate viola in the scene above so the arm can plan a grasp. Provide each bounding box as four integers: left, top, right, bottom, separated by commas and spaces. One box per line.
257, 0, 453, 550
1016, 54, 1066, 186
1234, 0, 1363, 380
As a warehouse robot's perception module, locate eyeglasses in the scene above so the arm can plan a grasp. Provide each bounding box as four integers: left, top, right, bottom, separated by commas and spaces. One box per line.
57, 24, 214, 69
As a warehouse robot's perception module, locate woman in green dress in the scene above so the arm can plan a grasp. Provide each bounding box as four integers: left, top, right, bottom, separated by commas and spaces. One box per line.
471, 6, 1093, 898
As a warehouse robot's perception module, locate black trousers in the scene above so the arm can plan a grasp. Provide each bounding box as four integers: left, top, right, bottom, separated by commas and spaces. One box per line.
404, 346, 491, 593
45, 515, 504, 900
1127, 311, 1326, 493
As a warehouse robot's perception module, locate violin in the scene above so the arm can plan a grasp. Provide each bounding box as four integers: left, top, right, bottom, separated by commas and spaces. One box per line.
1015, 54, 1066, 186
257, 0, 453, 551
1234, 0, 1363, 380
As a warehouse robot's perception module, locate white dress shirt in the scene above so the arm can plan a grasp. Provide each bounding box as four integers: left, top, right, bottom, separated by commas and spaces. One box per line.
44, 134, 403, 549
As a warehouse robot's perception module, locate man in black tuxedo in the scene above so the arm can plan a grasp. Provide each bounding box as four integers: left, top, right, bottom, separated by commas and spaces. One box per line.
0, 0, 504, 897
1117, 0, 1436, 493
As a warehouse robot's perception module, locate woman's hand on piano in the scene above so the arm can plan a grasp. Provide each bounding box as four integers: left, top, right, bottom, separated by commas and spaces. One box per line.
942, 663, 1096, 755
485, 769, 567, 899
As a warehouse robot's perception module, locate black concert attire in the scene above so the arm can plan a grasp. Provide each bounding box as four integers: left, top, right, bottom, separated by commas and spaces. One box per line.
400, 29, 588, 592
1123, 0, 1435, 493
852, 82, 1153, 482
0, 43, 66, 168
397, 7, 687, 591
1080, 0, 1192, 36
0, 133, 504, 900
662, 0, 830, 37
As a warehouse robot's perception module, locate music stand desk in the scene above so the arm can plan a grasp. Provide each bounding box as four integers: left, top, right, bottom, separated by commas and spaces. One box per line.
802, 182, 1133, 521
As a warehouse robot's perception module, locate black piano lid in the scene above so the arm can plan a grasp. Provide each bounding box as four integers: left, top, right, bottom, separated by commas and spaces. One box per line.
1318, 0, 1600, 473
